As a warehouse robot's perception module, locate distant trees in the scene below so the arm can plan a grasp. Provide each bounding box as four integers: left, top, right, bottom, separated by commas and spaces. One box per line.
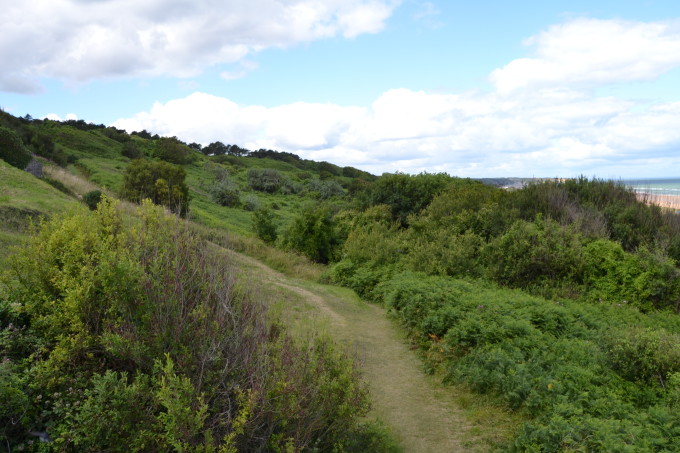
202, 141, 249, 156
121, 159, 189, 216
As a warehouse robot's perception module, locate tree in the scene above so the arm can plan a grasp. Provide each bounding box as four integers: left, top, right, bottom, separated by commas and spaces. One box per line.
0, 126, 32, 169
121, 159, 189, 216
203, 141, 228, 156
154, 137, 194, 164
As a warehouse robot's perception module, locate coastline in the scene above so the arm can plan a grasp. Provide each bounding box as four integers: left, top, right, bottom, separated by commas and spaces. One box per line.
635, 192, 680, 211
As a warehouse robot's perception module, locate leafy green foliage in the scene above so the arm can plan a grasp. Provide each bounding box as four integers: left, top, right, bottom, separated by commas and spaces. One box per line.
0, 126, 32, 170
283, 204, 340, 264
82, 190, 103, 210
247, 167, 287, 193
0, 200, 374, 451
252, 207, 278, 244
153, 136, 195, 164
209, 174, 241, 207
121, 159, 189, 216
367, 172, 452, 225
329, 269, 680, 451
121, 141, 143, 159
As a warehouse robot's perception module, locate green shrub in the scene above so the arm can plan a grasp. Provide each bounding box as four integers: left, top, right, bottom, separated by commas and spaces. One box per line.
605, 327, 680, 386
209, 176, 240, 207
1, 199, 374, 451
368, 172, 452, 225
121, 159, 189, 216
121, 141, 143, 159
483, 216, 584, 290
82, 190, 103, 210
241, 194, 260, 211
0, 126, 32, 169
153, 137, 194, 164
252, 208, 278, 244
283, 204, 340, 264
248, 168, 286, 193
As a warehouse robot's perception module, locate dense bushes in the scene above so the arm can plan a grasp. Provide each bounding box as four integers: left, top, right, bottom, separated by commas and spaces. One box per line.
326, 176, 680, 450
0, 200, 375, 451
366, 172, 452, 225
0, 126, 32, 170
329, 267, 680, 450
120, 159, 190, 216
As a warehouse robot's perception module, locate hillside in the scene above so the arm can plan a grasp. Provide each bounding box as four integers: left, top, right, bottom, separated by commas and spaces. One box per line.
1, 109, 680, 451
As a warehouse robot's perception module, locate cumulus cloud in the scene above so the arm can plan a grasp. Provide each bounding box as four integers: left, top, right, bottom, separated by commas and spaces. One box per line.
491, 18, 680, 94
112, 87, 680, 177
0, 0, 399, 92
112, 17, 680, 177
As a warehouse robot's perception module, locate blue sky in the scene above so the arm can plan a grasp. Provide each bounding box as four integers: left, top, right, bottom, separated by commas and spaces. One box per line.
2, 1, 680, 178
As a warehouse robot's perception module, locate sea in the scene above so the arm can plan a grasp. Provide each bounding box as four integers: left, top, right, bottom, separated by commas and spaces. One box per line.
622, 177, 680, 196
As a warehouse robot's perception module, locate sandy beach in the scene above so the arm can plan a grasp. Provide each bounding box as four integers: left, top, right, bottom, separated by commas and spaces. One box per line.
636, 192, 680, 211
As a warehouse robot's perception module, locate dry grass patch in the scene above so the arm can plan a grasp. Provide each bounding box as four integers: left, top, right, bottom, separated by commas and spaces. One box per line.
43, 165, 106, 198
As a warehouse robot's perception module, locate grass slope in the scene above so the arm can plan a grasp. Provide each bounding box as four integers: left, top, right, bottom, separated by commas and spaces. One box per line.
0, 160, 79, 264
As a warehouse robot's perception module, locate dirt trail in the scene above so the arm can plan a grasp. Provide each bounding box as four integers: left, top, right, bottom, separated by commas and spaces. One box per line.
228, 250, 482, 453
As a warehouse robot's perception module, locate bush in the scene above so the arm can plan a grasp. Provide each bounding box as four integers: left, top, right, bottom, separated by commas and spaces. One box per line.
153, 137, 194, 164
483, 216, 584, 290
307, 178, 345, 199
1, 200, 374, 451
121, 159, 189, 216
209, 176, 240, 207
248, 168, 286, 193
241, 194, 260, 211
368, 172, 452, 225
0, 126, 32, 169
252, 208, 278, 244
122, 141, 143, 159
83, 190, 104, 210
283, 204, 340, 263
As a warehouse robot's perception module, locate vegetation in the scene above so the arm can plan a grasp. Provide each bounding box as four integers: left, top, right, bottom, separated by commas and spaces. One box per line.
2, 108, 680, 450
0, 200, 378, 451
120, 159, 190, 216
328, 177, 680, 450
0, 126, 32, 170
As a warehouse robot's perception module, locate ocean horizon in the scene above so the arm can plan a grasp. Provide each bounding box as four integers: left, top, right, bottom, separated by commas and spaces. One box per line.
622, 177, 680, 196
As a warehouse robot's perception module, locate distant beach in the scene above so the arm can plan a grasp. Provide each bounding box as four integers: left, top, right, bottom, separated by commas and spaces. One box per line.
625, 177, 680, 211
635, 193, 680, 211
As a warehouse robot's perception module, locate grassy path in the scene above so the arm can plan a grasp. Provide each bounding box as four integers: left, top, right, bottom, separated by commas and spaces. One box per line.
225, 249, 502, 452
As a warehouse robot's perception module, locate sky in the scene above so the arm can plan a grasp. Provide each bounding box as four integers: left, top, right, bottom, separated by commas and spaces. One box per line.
2, 1, 680, 178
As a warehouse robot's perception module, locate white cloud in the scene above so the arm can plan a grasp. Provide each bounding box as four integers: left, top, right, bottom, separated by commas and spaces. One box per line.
0, 0, 399, 92
111, 17, 680, 178
491, 18, 680, 94
112, 86, 680, 177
